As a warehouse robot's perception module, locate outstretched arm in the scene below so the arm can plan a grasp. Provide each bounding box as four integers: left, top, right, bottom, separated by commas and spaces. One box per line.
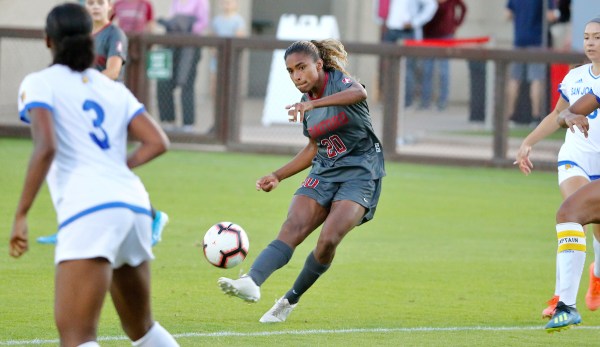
515, 97, 569, 175
256, 138, 318, 192
287, 82, 367, 122
10, 108, 56, 258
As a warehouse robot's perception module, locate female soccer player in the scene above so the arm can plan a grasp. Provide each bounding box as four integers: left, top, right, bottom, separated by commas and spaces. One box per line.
524, 17, 600, 332
514, 17, 600, 329
218, 39, 385, 323
37, 0, 168, 245
9, 4, 178, 346
87, 0, 128, 81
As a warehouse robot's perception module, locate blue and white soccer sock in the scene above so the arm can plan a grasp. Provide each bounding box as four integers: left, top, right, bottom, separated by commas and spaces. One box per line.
553, 256, 561, 297
556, 223, 586, 307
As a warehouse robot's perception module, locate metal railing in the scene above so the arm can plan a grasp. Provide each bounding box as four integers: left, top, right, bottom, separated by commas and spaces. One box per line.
0, 28, 587, 169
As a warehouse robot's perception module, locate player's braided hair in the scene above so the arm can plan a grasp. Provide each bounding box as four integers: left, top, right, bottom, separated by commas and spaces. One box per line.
284, 39, 350, 76
46, 3, 94, 72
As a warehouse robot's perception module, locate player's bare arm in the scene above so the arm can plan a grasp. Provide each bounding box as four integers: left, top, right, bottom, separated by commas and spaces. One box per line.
127, 112, 170, 169
311, 82, 367, 109
256, 139, 317, 192
102, 56, 124, 81
515, 97, 568, 175
558, 93, 600, 137
10, 108, 56, 258
287, 83, 366, 123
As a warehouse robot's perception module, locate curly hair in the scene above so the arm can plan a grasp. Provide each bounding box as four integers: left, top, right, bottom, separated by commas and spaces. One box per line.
283, 39, 350, 76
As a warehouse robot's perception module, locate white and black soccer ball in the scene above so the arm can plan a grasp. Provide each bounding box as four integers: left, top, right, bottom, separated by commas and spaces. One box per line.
203, 222, 249, 268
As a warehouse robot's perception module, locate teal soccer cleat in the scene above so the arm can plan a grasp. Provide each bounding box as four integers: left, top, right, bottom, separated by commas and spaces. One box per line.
151, 210, 169, 246
36, 233, 57, 245
545, 301, 582, 333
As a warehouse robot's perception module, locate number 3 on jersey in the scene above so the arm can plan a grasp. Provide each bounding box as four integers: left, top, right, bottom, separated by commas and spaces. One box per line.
321, 135, 347, 158
83, 99, 110, 149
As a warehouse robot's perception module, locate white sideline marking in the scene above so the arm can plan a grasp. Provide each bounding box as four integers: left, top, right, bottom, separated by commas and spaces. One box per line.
2, 326, 600, 345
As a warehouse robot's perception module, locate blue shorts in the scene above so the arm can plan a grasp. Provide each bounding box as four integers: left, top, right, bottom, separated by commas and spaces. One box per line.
294, 176, 383, 225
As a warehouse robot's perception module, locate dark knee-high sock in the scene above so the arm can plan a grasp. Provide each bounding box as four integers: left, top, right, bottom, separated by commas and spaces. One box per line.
284, 251, 330, 304
248, 239, 293, 286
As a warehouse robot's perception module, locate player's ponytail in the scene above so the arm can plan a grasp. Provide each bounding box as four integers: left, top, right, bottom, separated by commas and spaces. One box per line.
310, 39, 349, 75
46, 3, 94, 72
284, 39, 350, 76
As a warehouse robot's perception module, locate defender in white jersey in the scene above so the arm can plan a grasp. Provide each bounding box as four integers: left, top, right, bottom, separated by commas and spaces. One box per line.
9, 4, 178, 346
515, 16, 600, 332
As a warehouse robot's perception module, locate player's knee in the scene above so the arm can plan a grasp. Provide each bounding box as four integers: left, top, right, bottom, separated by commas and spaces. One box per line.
280, 219, 311, 245
317, 234, 341, 255
556, 199, 580, 224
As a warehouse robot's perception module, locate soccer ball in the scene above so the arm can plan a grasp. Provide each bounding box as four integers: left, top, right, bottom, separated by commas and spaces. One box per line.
203, 222, 249, 268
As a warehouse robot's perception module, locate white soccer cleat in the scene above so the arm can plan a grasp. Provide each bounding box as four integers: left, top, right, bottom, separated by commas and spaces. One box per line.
259, 297, 297, 323
218, 275, 260, 302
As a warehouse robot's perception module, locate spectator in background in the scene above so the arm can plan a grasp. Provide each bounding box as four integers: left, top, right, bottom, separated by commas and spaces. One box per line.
420, 0, 467, 111
210, 0, 245, 98
383, 0, 438, 108
157, 0, 210, 132
506, 0, 557, 126
206, 0, 246, 134
551, 0, 571, 51
112, 0, 155, 34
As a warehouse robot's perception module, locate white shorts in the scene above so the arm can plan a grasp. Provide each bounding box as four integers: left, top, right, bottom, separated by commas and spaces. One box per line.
557, 163, 591, 185
55, 208, 154, 268
557, 145, 600, 185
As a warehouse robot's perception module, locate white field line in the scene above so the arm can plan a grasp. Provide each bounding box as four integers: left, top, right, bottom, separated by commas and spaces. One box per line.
2, 326, 600, 345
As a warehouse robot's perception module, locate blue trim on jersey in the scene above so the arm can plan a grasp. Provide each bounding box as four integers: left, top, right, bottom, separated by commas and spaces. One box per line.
132, 106, 145, 119
593, 92, 600, 105
557, 160, 600, 181
558, 89, 569, 103
588, 65, 600, 80
58, 202, 152, 230
19, 102, 53, 124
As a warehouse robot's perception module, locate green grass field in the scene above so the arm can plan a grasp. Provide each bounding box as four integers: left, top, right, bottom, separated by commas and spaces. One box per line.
1, 137, 600, 346
449, 127, 567, 141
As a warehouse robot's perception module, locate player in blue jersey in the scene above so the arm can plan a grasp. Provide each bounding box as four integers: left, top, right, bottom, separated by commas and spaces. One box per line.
9, 4, 178, 346
36, 0, 169, 246
218, 39, 385, 323
535, 18, 600, 332
515, 17, 600, 328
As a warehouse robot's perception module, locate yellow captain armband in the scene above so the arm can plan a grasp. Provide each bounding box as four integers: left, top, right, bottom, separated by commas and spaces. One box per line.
557, 229, 586, 253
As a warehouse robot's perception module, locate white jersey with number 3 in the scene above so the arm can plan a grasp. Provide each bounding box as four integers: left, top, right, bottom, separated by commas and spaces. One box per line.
18, 64, 151, 229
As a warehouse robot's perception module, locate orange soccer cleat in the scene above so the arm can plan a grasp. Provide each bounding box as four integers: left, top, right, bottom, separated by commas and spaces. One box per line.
586, 263, 600, 311
542, 295, 559, 319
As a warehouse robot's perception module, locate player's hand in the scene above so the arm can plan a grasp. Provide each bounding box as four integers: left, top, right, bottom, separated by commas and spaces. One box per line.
285, 101, 313, 123
9, 215, 29, 258
513, 145, 533, 175
256, 173, 280, 192
565, 114, 589, 138
558, 110, 589, 138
